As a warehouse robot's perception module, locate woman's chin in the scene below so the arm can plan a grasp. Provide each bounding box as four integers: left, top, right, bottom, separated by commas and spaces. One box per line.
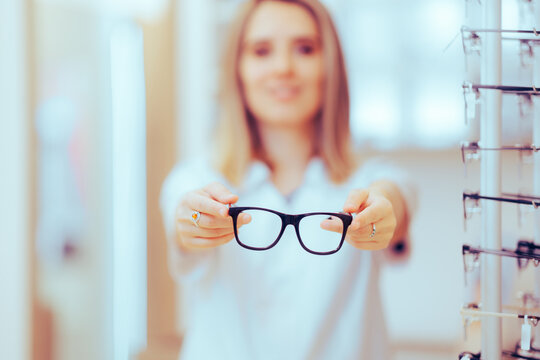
257, 114, 313, 128
254, 105, 318, 127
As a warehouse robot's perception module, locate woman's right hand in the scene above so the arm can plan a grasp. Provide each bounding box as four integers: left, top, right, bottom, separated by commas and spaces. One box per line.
175, 182, 251, 250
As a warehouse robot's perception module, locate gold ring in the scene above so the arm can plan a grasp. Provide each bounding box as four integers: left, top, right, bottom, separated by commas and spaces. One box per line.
191, 211, 201, 227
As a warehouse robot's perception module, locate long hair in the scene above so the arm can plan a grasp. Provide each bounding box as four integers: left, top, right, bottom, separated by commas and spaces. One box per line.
213, 0, 355, 186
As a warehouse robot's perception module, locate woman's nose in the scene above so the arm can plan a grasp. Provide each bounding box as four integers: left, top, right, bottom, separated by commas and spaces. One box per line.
272, 51, 294, 75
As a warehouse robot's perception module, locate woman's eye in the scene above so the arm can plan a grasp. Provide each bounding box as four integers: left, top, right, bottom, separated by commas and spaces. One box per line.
297, 44, 315, 55
254, 47, 270, 57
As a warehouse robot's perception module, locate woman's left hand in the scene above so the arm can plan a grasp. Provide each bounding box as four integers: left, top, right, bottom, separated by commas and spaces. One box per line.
340, 188, 397, 250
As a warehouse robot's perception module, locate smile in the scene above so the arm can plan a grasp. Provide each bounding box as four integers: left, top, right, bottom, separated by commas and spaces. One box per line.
270, 86, 300, 100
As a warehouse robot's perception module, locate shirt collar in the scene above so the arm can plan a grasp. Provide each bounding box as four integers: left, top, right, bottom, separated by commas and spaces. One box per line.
241, 157, 328, 193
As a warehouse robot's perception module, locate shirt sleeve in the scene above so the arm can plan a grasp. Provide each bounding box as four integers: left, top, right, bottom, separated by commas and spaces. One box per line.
159, 160, 220, 285
352, 157, 418, 263
356, 157, 417, 218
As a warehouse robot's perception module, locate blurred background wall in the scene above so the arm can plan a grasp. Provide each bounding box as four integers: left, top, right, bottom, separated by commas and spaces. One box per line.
1, 0, 31, 359
0, 0, 538, 359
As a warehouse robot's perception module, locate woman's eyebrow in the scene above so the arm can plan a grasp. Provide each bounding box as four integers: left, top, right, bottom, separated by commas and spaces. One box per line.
292, 35, 320, 43
293, 36, 321, 47
244, 35, 320, 45
243, 38, 271, 46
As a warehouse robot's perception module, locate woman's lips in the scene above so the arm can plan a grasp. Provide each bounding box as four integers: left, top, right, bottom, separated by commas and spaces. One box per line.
269, 86, 300, 101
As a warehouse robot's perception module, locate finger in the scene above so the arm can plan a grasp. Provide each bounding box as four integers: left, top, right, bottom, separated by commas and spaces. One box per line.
178, 210, 251, 229
188, 212, 232, 229
203, 182, 238, 205
237, 213, 252, 227
185, 193, 230, 217
349, 220, 395, 238
347, 240, 388, 251
186, 233, 235, 249
188, 212, 252, 229
180, 224, 236, 238
343, 189, 369, 213
348, 223, 374, 237
320, 216, 344, 233
350, 202, 389, 231
348, 239, 378, 245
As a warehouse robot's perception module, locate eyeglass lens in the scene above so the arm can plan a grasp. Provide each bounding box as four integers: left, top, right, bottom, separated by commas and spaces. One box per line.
298, 215, 344, 253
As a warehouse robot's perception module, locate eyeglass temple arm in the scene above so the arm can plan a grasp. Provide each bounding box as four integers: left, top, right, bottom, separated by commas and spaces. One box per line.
461, 307, 540, 323
463, 83, 540, 94
462, 27, 540, 35
463, 192, 540, 208
463, 244, 540, 262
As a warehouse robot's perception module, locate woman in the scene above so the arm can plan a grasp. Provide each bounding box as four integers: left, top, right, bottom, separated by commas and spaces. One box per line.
161, 0, 414, 359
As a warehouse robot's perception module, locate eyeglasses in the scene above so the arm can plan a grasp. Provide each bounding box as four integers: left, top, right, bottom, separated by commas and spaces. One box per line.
462, 192, 540, 230
461, 142, 538, 163
460, 141, 538, 176
462, 241, 540, 280
461, 26, 540, 67
462, 81, 540, 124
228, 206, 353, 255
462, 192, 540, 214
461, 304, 540, 354
464, 83, 540, 94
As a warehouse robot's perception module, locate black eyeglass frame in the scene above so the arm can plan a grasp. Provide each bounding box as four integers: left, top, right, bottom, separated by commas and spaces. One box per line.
462, 192, 540, 220
460, 350, 540, 360
228, 206, 353, 255
462, 241, 540, 271
502, 350, 540, 360
458, 351, 481, 360
462, 82, 540, 95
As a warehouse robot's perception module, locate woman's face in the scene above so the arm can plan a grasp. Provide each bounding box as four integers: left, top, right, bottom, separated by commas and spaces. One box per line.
239, 1, 324, 128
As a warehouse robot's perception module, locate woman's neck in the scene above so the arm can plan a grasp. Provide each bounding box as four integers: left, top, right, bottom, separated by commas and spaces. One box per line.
257, 122, 316, 196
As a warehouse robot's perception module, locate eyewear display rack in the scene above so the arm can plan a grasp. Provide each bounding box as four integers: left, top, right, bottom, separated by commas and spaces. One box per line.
533, 6, 540, 354
462, 0, 540, 359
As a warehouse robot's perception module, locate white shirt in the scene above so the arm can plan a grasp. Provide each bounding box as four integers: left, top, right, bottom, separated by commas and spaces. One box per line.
160, 157, 414, 360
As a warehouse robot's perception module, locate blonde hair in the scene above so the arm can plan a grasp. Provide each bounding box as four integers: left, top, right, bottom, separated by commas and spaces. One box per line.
213, 0, 355, 186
